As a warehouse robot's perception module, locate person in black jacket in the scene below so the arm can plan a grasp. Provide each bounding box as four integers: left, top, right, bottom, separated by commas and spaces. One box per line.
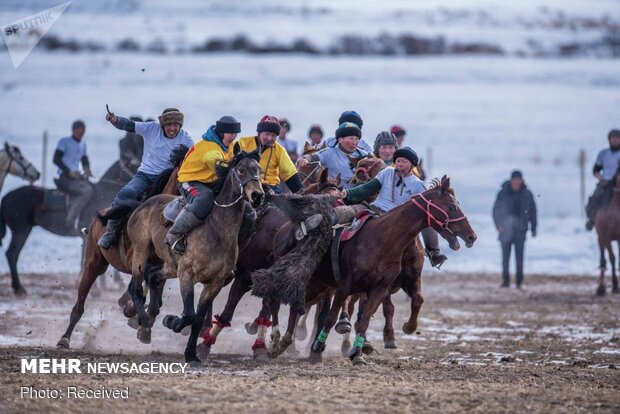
492, 170, 537, 288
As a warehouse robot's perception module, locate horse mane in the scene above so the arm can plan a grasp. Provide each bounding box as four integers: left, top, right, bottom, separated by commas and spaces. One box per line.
144, 144, 189, 198
211, 148, 260, 194
428, 176, 455, 196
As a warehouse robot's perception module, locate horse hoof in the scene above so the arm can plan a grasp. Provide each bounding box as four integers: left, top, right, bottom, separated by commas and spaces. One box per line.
56, 337, 70, 349
296, 325, 308, 341
137, 327, 151, 344
187, 358, 202, 367
311, 339, 326, 353
181, 325, 191, 336
384, 340, 397, 349
245, 321, 258, 335
196, 342, 211, 361
123, 302, 137, 318
402, 322, 416, 335
352, 355, 367, 366
308, 351, 323, 364
127, 316, 139, 330
362, 341, 374, 355
335, 319, 352, 335
596, 285, 606, 296
253, 347, 269, 361
14, 287, 27, 297
276, 333, 293, 357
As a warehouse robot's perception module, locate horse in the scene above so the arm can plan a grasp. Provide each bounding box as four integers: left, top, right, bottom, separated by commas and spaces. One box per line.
198, 169, 342, 359
260, 176, 477, 365
0, 159, 135, 296
126, 144, 264, 363
57, 149, 187, 349
349, 156, 385, 186
0, 142, 40, 192
595, 167, 620, 295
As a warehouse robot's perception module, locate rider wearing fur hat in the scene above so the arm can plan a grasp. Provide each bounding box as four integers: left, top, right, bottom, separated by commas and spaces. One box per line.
98, 107, 194, 249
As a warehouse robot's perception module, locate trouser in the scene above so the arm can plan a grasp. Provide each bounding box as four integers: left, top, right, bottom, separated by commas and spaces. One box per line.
179, 181, 215, 220
501, 238, 525, 286
58, 173, 94, 225
586, 180, 612, 223
112, 171, 159, 208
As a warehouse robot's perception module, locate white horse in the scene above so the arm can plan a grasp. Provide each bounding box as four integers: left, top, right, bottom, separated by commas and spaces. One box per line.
0, 142, 40, 191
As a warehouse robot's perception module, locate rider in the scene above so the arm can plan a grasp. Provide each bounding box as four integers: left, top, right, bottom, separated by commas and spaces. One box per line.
98, 108, 194, 249
297, 122, 369, 189
586, 129, 620, 230
337, 147, 448, 268
390, 125, 406, 148
236, 115, 304, 194
276, 118, 299, 163
306, 124, 324, 151
325, 111, 373, 153
373, 131, 398, 165
53, 119, 93, 231
164, 116, 241, 254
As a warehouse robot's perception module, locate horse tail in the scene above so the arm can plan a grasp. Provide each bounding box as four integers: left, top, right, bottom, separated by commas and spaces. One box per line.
97, 200, 141, 225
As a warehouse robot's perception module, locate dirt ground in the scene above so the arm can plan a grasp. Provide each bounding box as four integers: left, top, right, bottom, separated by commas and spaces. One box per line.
0, 271, 619, 413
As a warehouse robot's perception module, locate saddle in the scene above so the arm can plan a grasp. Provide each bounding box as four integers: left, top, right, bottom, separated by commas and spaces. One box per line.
41, 181, 70, 211
331, 209, 377, 282
163, 197, 186, 222
340, 210, 376, 241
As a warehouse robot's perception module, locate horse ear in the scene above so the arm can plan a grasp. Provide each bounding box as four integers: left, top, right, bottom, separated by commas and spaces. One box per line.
335, 172, 341, 185
233, 142, 241, 157
319, 168, 328, 184
441, 176, 450, 193
254, 136, 262, 154
320, 142, 326, 150
304, 142, 311, 153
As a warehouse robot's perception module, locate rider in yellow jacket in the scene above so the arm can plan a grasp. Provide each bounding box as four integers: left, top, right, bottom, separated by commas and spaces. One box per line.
237, 115, 303, 194
165, 116, 239, 254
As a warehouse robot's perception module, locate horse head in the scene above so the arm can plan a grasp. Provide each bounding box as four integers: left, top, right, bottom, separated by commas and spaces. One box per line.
412, 175, 477, 250
351, 156, 385, 185
225, 142, 265, 208
2, 142, 40, 183
302, 168, 342, 197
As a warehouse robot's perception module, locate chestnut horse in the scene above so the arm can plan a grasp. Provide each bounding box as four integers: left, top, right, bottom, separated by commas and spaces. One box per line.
271, 176, 477, 365
596, 167, 620, 295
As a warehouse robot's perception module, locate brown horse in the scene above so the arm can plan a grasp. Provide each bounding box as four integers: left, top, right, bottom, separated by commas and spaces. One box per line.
595, 167, 620, 295
350, 156, 385, 186
198, 169, 342, 359
56, 163, 183, 349
127, 145, 264, 363
267, 176, 477, 365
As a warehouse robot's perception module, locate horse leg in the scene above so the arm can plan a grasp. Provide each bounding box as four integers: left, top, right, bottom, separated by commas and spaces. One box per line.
349, 287, 390, 365
340, 294, 359, 356
296, 313, 309, 341
252, 300, 273, 360
57, 233, 109, 349
597, 241, 608, 296
145, 265, 165, 326
611, 243, 618, 293
184, 285, 216, 364
200, 274, 250, 351
382, 295, 397, 349
163, 276, 195, 334
276, 306, 300, 357
309, 289, 348, 362
335, 295, 352, 334
269, 299, 282, 355
402, 273, 424, 334
6, 225, 33, 296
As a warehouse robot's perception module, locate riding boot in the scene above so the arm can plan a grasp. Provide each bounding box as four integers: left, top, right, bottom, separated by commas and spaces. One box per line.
98, 219, 123, 250
164, 208, 202, 255
421, 227, 448, 269
294, 214, 323, 240
238, 202, 256, 248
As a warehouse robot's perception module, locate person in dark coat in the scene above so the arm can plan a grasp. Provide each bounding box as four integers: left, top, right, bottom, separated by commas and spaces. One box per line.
492, 170, 537, 288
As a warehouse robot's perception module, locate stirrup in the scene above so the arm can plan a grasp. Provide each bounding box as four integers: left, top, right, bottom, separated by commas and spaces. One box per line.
170, 237, 186, 255
427, 250, 447, 269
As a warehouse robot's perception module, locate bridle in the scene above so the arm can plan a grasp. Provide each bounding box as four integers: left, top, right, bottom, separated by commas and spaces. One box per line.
214, 164, 262, 208
354, 158, 383, 183
1, 147, 36, 180
299, 161, 322, 185
410, 191, 467, 234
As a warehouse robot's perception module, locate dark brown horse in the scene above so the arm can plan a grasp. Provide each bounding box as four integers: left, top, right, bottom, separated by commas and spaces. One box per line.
198, 169, 342, 359
0, 160, 135, 296
596, 167, 620, 295
269, 176, 477, 365
56, 161, 185, 350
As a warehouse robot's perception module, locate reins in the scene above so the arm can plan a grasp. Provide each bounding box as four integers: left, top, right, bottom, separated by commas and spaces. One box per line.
410, 191, 467, 234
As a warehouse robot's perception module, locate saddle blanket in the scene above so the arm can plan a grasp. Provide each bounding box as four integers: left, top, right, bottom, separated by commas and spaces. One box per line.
340, 209, 376, 241
42, 189, 67, 210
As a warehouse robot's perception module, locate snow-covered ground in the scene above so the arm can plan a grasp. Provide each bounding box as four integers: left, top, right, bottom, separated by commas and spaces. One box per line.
0, 0, 618, 277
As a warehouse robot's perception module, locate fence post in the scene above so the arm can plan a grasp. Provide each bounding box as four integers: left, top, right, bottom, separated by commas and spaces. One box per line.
426, 147, 433, 178
42, 130, 48, 186
579, 148, 585, 218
